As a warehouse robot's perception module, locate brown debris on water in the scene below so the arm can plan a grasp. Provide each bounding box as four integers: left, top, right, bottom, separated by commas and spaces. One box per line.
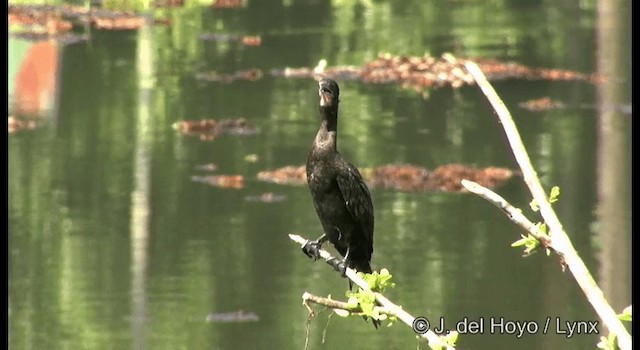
191, 175, 244, 189
8, 4, 154, 33
256, 165, 307, 185
9, 5, 74, 39
195, 69, 263, 83
367, 164, 431, 192
359, 53, 475, 92
173, 118, 259, 141
256, 163, 515, 193
428, 164, 515, 192
211, 0, 248, 9
240, 36, 262, 46
8, 116, 40, 133
154, 0, 184, 8
199, 34, 260, 45
200, 33, 262, 46
219, 118, 260, 135
370, 163, 516, 193
473, 57, 605, 83
91, 14, 145, 30
518, 97, 566, 112
270, 53, 604, 94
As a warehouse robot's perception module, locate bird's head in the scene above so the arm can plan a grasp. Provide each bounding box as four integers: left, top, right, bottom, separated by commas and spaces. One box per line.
318, 78, 340, 108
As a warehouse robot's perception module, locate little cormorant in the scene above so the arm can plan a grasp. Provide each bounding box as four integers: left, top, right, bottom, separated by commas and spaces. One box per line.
304, 78, 375, 275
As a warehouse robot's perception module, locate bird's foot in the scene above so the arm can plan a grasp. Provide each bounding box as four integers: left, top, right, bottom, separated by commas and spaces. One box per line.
328, 257, 348, 277
302, 240, 323, 260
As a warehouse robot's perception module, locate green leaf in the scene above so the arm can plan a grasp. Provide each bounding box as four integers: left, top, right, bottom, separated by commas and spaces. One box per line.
511, 235, 529, 247
511, 233, 540, 255
443, 331, 459, 345
529, 186, 560, 212
596, 334, 618, 350
618, 306, 632, 322
529, 198, 540, 212
537, 223, 548, 235
359, 269, 395, 293
549, 186, 560, 203
371, 307, 387, 321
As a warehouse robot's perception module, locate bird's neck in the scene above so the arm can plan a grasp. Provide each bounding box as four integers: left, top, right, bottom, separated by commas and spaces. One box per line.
314, 106, 338, 152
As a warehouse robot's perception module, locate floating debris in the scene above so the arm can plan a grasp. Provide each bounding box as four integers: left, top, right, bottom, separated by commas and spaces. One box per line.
199, 33, 262, 46
244, 192, 287, 203
270, 53, 604, 95
244, 154, 259, 163
8, 4, 164, 33
426, 164, 515, 193
206, 310, 259, 323
195, 163, 218, 172
9, 5, 73, 28
9, 5, 76, 40
9, 31, 90, 44
191, 175, 244, 189
199, 33, 239, 41
256, 165, 307, 185
153, 17, 172, 26
473, 57, 604, 83
8, 116, 39, 133
271, 65, 361, 80
359, 53, 475, 91
256, 163, 516, 193
195, 69, 263, 83
173, 118, 259, 141
369, 164, 516, 192
270, 67, 314, 79
91, 14, 145, 30
211, 0, 247, 9
366, 164, 430, 192
219, 118, 260, 136
154, 0, 184, 8
240, 36, 262, 46
518, 97, 567, 112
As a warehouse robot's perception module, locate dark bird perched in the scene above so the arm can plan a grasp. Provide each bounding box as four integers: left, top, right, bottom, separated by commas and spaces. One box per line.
304, 78, 375, 276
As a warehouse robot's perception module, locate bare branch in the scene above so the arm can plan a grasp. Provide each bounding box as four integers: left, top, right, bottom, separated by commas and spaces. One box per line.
464, 61, 631, 350
289, 234, 456, 350
461, 180, 553, 251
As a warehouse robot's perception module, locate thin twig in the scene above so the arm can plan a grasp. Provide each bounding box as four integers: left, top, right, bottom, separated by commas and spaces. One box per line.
464, 61, 631, 350
461, 180, 553, 250
289, 234, 456, 350
302, 291, 390, 317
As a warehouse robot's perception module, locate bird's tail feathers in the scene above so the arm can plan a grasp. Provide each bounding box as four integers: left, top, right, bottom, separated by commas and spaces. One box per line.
350, 260, 373, 274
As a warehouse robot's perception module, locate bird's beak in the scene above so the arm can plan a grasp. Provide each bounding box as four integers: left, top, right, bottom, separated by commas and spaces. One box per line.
318, 84, 333, 107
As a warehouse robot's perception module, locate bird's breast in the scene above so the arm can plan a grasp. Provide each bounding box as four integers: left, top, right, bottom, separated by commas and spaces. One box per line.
307, 161, 335, 191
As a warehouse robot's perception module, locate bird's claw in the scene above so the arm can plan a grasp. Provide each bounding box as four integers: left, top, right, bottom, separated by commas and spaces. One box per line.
328, 258, 348, 276
302, 240, 322, 260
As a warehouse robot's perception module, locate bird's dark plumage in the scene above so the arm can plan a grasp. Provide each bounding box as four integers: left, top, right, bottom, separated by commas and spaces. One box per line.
305, 78, 375, 275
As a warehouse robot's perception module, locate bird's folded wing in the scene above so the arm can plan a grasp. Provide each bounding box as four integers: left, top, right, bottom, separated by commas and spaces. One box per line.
336, 164, 374, 245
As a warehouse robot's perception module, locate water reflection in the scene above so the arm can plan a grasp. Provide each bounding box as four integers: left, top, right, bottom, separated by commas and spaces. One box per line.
9, 39, 60, 117
595, 0, 632, 319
